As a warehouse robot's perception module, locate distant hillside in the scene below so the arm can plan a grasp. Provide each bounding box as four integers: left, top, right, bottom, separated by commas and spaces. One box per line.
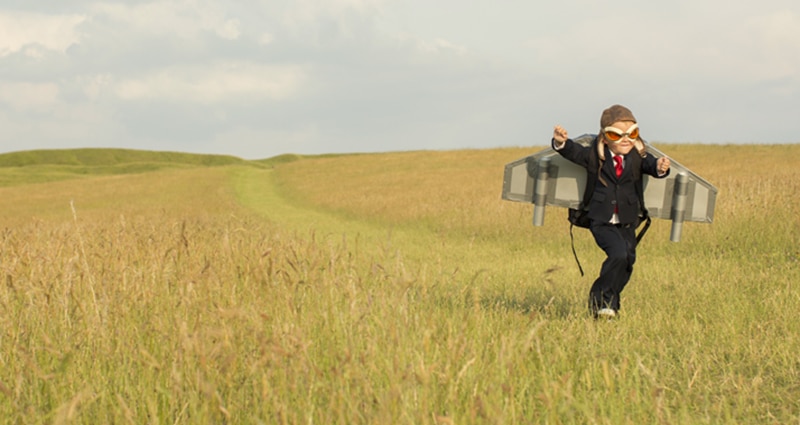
251, 152, 354, 168
0, 148, 248, 168
0, 148, 257, 187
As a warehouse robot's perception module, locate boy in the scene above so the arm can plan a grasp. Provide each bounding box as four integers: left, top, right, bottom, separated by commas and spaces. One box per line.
552, 105, 670, 319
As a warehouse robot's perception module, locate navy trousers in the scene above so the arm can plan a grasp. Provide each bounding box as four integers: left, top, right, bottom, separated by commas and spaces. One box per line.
588, 221, 637, 313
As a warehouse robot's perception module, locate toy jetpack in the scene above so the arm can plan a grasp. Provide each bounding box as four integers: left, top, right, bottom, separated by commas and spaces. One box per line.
501, 134, 717, 242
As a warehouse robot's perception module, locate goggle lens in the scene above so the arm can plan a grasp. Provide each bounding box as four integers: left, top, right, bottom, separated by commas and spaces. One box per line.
603, 125, 639, 143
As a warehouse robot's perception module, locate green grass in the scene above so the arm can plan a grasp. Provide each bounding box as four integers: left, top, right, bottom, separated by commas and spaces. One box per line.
0, 148, 258, 187
0, 148, 247, 168
1, 146, 799, 424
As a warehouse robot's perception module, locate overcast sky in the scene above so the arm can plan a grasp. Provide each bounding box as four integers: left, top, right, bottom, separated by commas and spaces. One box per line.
1, 1, 799, 159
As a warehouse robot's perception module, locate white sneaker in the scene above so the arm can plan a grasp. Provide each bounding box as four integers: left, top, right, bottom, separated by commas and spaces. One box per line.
596, 308, 616, 319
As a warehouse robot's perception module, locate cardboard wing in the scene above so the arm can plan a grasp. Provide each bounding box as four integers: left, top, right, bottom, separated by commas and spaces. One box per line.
502, 134, 718, 241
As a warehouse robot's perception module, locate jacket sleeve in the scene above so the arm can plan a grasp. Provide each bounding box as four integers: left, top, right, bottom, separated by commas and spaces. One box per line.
552, 138, 591, 169
641, 153, 669, 178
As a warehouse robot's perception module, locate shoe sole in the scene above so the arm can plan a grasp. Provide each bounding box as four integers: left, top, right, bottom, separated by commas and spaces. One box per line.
596, 308, 616, 319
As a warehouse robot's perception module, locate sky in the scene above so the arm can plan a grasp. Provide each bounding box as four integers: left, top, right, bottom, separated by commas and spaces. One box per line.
1, 1, 799, 159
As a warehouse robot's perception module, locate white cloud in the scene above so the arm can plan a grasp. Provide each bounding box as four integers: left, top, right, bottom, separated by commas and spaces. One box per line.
2, 0, 800, 159
742, 10, 800, 82
284, 0, 383, 21
0, 11, 86, 57
401, 35, 468, 56
112, 62, 308, 103
522, 6, 800, 88
91, 0, 242, 40
0, 81, 60, 111
280, 0, 384, 43
80, 74, 115, 101
258, 33, 275, 45
216, 19, 242, 40
0, 99, 122, 150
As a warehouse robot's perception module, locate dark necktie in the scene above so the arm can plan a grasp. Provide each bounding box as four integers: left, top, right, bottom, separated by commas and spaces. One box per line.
614, 155, 623, 178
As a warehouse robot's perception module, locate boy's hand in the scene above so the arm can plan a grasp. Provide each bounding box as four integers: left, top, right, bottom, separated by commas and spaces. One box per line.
553, 125, 568, 144
657, 157, 671, 175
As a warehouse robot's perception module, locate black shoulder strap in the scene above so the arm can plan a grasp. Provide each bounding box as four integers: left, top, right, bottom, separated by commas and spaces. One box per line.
570, 138, 600, 277
569, 223, 585, 276
630, 153, 651, 245
581, 138, 600, 209
636, 216, 651, 244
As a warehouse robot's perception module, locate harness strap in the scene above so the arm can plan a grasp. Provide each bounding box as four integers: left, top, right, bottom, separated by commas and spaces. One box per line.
570, 215, 651, 277
636, 216, 651, 245
569, 223, 585, 277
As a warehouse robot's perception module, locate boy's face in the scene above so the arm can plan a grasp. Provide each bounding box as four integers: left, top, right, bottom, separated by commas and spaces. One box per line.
603, 120, 636, 156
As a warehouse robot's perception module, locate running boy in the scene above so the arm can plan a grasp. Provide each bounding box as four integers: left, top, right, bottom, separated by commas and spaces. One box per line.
552, 105, 670, 319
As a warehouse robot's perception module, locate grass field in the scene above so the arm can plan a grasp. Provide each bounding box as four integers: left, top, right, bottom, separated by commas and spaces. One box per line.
1, 145, 799, 424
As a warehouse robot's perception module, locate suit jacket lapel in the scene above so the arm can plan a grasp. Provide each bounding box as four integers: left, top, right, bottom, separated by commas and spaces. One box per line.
602, 146, 619, 182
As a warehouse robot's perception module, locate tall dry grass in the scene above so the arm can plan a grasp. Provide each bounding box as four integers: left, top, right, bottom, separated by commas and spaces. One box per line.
269, 143, 800, 423
1, 144, 799, 424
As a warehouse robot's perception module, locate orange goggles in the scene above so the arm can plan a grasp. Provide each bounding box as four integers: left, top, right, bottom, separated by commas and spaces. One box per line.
603, 124, 639, 143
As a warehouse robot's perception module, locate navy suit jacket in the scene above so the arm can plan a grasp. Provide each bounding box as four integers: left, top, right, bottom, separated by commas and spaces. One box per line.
553, 137, 669, 225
